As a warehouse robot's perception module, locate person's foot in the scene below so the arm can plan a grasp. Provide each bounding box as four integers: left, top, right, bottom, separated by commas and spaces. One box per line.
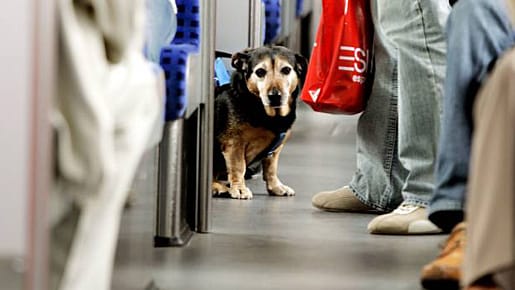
367, 202, 442, 234
420, 222, 466, 289
311, 186, 378, 213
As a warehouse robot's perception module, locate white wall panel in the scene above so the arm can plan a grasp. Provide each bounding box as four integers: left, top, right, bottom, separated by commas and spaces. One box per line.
0, 1, 33, 257
216, 0, 251, 53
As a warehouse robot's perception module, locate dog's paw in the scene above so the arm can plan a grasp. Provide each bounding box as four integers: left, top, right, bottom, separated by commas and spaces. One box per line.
228, 186, 253, 199
267, 184, 295, 196
212, 181, 230, 196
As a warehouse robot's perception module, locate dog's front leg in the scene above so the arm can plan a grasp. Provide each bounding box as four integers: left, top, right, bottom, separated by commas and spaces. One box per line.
223, 142, 253, 199
262, 141, 295, 197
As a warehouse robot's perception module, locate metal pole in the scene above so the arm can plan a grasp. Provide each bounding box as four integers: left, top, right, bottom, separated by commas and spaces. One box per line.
249, 0, 263, 48
156, 122, 180, 241
27, 0, 55, 289
197, 0, 216, 233
155, 119, 193, 246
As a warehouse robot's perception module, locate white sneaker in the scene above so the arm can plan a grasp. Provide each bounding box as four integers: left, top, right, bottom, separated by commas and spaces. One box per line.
367, 202, 442, 235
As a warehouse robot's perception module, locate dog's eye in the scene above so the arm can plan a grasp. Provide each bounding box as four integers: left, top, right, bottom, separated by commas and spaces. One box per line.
280, 67, 292, 75
255, 68, 267, 78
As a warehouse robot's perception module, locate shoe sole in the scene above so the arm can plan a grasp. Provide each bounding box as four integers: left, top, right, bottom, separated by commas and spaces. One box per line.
408, 220, 443, 234
421, 279, 460, 290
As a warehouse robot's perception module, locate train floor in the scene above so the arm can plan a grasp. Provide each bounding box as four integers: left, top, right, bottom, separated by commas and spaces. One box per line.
112, 103, 444, 290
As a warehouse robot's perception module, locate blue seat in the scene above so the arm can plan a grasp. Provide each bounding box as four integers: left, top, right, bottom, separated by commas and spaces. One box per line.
172, 0, 200, 48
296, 0, 304, 17
160, 0, 200, 121
262, 0, 281, 44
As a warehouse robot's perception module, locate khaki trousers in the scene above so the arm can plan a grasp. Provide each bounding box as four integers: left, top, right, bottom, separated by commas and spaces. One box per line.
464, 48, 515, 288
50, 0, 164, 289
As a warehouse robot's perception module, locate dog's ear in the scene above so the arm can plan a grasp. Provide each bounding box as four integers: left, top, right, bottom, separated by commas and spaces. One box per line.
231, 50, 252, 72
294, 53, 308, 82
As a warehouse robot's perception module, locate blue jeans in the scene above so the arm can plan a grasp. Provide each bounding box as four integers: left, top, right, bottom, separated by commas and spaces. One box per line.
428, 0, 515, 230
349, 0, 450, 212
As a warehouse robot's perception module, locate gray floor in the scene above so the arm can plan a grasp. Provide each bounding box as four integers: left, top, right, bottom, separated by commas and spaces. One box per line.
112, 104, 444, 290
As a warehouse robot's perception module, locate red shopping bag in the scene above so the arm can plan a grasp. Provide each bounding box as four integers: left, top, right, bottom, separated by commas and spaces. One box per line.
301, 0, 373, 114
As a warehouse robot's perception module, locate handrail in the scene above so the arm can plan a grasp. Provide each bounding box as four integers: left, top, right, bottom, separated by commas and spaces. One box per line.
27, 0, 55, 288
197, 0, 216, 233
249, 0, 263, 48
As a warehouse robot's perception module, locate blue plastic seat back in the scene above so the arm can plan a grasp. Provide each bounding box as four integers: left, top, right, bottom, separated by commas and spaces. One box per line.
173, 0, 200, 49
161, 44, 197, 121
262, 0, 281, 44
296, 0, 304, 17
160, 0, 200, 121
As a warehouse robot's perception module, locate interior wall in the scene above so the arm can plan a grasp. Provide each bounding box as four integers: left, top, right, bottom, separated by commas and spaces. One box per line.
0, 0, 34, 258
215, 0, 251, 54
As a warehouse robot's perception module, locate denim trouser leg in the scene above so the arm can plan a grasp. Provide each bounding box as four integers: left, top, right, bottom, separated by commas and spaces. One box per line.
429, 0, 515, 223
350, 0, 449, 212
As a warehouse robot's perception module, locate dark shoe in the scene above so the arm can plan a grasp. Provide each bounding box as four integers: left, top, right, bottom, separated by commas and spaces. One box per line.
421, 222, 466, 289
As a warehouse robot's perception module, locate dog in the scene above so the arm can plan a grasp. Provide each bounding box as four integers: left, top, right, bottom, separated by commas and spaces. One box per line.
212, 46, 308, 199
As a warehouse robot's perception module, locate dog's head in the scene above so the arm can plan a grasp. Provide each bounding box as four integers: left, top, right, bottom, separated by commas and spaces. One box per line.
231, 46, 308, 117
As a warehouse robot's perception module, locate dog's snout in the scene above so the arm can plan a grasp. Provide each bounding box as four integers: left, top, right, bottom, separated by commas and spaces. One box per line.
268, 94, 282, 107
267, 88, 282, 107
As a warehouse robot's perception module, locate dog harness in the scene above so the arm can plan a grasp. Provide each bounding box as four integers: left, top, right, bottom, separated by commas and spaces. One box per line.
245, 131, 286, 177
266, 132, 286, 157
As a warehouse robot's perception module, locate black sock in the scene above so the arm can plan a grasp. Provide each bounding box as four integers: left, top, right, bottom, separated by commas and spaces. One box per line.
428, 210, 464, 233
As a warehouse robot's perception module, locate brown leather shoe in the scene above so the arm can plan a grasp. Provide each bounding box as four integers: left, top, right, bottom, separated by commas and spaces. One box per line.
421, 222, 466, 289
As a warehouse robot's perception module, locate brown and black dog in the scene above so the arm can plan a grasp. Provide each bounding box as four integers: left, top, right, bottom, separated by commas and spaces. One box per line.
213, 46, 308, 199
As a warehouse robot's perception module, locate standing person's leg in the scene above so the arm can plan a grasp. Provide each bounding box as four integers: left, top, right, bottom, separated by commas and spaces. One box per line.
396, 0, 448, 210
463, 47, 515, 290
366, 0, 449, 234
429, 0, 515, 233
312, 0, 411, 213
312, 0, 449, 231
346, 0, 413, 212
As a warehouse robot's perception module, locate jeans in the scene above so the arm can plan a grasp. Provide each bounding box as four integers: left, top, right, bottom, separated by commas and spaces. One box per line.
349, 0, 450, 212
428, 0, 515, 230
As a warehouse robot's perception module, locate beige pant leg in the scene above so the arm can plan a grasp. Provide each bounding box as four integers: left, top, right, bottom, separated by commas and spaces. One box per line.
464, 48, 515, 288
